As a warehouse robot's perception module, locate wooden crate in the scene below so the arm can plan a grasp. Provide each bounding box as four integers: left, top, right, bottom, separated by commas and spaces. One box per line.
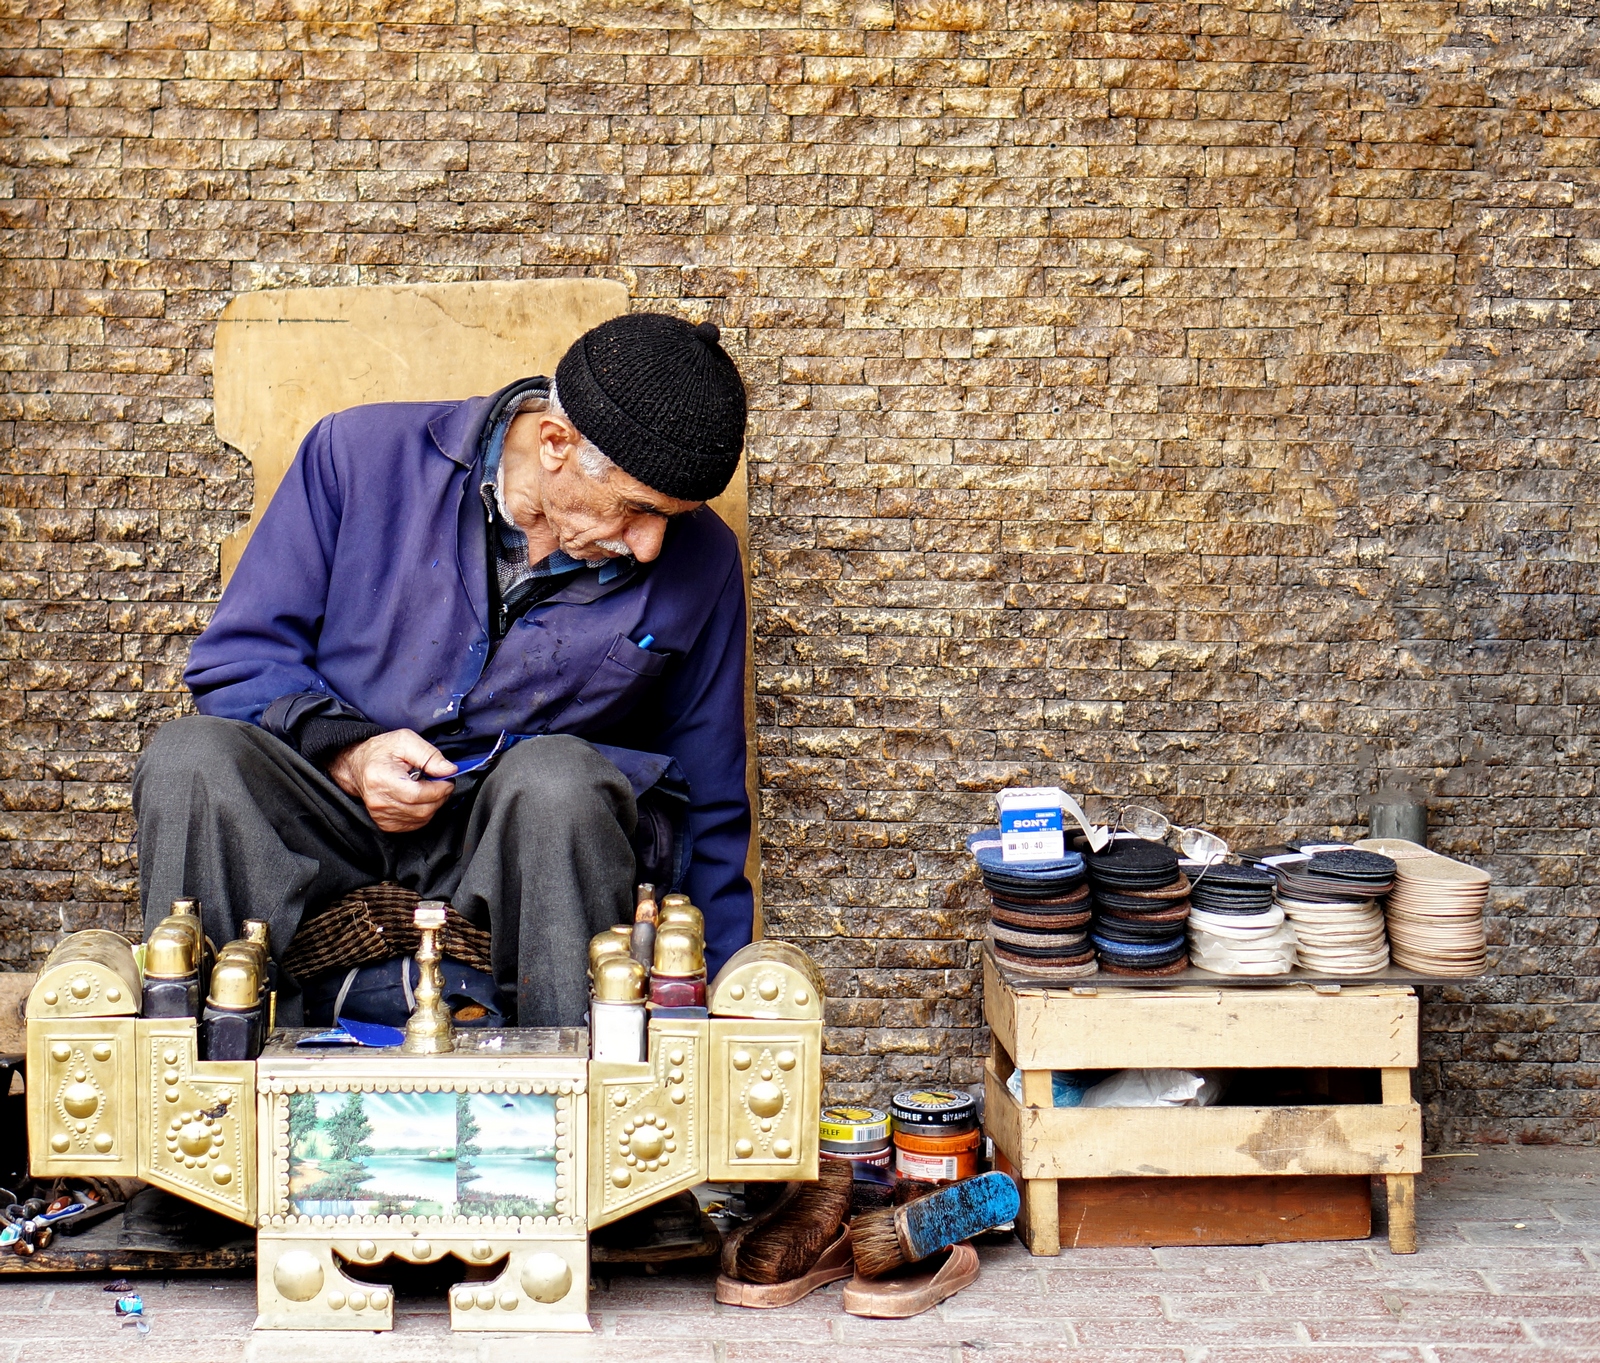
982, 950, 1423, 1256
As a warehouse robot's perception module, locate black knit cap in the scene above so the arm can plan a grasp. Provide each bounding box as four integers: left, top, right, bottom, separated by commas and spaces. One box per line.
554, 312, 747, 503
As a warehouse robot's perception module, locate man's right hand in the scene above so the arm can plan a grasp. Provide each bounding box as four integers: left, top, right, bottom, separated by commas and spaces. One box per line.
328, 729, 458, 833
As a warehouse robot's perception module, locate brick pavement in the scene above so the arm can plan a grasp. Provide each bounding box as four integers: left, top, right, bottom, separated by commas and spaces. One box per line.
0, 1147, 1593, 1363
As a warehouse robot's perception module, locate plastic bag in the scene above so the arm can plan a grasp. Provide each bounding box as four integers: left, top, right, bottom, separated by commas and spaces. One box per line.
1078, 1068, 1225, 1108
1004, 1069, 1098, 1108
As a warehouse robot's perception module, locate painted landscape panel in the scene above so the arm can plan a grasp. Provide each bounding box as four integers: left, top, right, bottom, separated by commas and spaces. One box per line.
287, 1088, 558, 1219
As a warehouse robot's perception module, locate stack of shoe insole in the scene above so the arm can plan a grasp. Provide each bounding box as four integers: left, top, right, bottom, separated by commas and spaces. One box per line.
1356, 837, 1489, 976
1184, 863, 1297, 976
1273, 849, 1395, 975
1082, 837, 1190, 976
966, 830, 1095, 980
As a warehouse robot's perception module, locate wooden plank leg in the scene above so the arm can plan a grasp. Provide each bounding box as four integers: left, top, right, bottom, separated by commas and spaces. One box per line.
1016, 1177, 1060, 1257
1386, 1173, 1417, 1254
1016, 1070, 1060, 1256
1380, 1068, 1419, 1253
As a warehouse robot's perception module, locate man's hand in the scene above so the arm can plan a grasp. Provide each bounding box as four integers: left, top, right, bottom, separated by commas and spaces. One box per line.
328, 730, 458, 833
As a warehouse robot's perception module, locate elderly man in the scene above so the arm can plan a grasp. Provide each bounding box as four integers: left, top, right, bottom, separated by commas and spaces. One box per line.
134, 313, 753, 1028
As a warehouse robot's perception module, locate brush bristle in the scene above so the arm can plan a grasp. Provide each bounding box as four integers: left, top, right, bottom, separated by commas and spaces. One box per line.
848, 1205, 908, 1279
735, 1160, 852, 1285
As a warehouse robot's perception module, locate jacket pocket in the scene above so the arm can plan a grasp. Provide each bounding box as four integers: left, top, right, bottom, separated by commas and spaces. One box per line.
543, 633, 668, 735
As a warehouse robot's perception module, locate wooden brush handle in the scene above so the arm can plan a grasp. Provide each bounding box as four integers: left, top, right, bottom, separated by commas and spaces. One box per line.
892, 1203, 918, 1263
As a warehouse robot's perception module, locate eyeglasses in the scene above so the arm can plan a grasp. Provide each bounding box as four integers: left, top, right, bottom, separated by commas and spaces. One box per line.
1085, 801, 1231, 877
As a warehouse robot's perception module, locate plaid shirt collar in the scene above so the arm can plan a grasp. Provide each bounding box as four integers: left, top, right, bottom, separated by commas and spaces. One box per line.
479, 394, 632, 608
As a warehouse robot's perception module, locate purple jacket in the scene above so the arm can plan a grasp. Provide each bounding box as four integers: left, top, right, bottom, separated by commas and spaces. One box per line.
185, 381, 753, 973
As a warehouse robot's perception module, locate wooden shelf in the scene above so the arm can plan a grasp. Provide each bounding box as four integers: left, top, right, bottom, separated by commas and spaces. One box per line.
990, 956, 1479, 991
985, 950, 1420, 1071
986, 1060, 1421, 1180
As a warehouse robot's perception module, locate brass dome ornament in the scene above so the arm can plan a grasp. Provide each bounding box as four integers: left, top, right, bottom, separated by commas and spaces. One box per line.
619, 1112, 676, 1172
521, 1252, 573, 1304
272, 1250, 325, 1302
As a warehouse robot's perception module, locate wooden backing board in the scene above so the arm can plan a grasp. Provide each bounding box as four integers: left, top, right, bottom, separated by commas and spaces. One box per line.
1056, 1175, 1372, 1249
984, 952, 1419, 1071
985, 1061, 1422, 1179
0, 974, 32, 1055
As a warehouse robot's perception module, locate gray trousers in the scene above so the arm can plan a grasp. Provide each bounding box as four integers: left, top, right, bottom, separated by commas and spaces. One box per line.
132, 716, 637, 1028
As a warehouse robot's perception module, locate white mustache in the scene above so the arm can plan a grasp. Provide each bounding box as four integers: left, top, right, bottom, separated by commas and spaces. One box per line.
576, 538, 632, 563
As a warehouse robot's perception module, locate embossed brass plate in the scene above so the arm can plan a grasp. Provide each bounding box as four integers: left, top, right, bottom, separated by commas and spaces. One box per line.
138, 1019, 256, 1224
27, 1016, 137, 1177
708, 1018, 821, 1182
587, 1019, 707, 1229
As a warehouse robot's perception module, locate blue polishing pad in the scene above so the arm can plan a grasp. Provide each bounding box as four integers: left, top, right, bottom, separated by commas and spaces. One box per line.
295, 1019, 405, 1048
967, 829, 1085, 876
1091, 934, 1187, 959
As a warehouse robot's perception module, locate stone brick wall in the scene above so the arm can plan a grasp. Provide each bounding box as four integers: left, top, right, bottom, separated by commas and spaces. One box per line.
3, 0, 1597, 1144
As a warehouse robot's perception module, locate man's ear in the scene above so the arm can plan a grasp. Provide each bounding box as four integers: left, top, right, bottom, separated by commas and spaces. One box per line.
536, 413, 581, 473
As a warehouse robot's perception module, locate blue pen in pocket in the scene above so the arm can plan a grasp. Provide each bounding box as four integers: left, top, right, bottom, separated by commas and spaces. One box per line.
637, 633, 655, 650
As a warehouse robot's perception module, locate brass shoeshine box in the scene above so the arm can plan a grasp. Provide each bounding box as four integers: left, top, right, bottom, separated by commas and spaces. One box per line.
25, 934, 823, 1333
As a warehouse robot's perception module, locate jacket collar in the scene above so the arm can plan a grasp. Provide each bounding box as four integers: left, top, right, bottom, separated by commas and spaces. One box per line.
427, 375, 551, 470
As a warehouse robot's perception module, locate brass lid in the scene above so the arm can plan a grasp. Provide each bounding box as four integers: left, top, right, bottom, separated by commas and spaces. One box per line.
653, 922, 705, 978
206, 953, 261, 1010
143, 923, 198, 980
657, 898, 704, 935
589, 925, 634, 975
153, 900, 205, 956
593, 955, 647, 1003
216, 940, 262, 972
241, 920, 269, 948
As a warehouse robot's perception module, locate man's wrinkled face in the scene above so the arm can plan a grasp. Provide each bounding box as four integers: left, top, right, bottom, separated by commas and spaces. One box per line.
501, 410, 701, 564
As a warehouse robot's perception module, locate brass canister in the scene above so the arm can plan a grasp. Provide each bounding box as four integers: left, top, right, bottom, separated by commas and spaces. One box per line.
220, 920, 270, 977
206, 952, 262, 1010
657, 896, 704, 936
588, 924, 634, 976
592, 955, 647, 1003
652, 922, 706, 979
144, 900, 204, 979
202, 948, 265, 1061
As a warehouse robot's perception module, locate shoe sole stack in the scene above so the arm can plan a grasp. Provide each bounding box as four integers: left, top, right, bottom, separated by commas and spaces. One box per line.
1185, 862, 1296, 976
1357, 837, 1489, 975
1273, 849, 1395, 976
1082, 838, 1190, 976
967, 830, 1095, 980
